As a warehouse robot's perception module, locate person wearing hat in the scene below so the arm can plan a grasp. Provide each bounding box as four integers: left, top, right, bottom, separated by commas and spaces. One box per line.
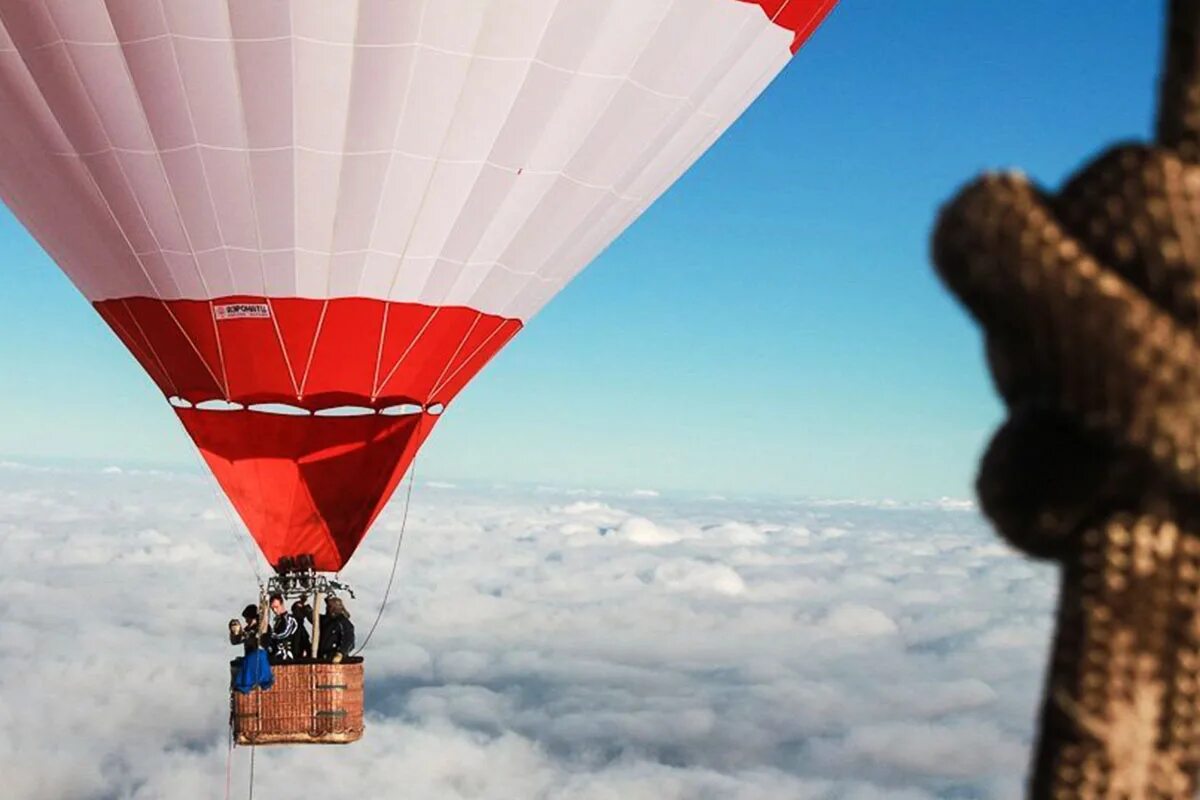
228, 603, 264, 656
317, 596, 355, 663
229, 601, 273, 693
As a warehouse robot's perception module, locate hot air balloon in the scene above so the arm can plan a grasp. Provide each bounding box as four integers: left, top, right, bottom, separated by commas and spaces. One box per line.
0, 0, 835, 743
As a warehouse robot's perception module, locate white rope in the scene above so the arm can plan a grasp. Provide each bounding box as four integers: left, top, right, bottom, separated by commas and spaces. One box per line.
222, 724, 233, 800
182, 433, 264, 588
354, 456, 418, 655
247, 744, 256, 800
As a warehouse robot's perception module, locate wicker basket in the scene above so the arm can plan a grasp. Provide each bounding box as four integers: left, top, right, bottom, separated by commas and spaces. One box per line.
230, 660, 364, 745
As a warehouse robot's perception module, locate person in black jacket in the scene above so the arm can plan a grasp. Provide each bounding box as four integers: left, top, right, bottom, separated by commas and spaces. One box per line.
290, 599, 312, 660
267, 593, 301, 662
291, 595, 357, 662
319, 596, 355, 663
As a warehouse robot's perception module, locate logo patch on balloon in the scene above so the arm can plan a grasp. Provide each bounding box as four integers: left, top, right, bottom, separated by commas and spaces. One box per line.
215, 304, 272, 321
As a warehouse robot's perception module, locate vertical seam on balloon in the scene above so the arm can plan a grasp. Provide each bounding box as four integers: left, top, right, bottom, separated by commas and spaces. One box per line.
16, 10, 182, 298
293, 444, 343, 571
371, 3, 498, 399
427, 310, 481, 400
281, 426, 306, 567
370, 303, 392, 398
299, 0, 366, 399
90, 3, 232, 398
438, 0, 561, 315
14, 9, 224, 395
219, 0, 302, 399
539, 0, 762, 276
289, 0, 300, 311
374, 4, 491, 358
373, 305, 440, 401
770, 0, 795, 22
509, 2, 798, 320
428, 315, 515, 401
488, 0, 685, 320
324, 417, 387, 568
116, 298, 180, 396
220, 0, 304, 400
153, 0, 238, 297
459, 0, 646, 318
150, 0, 238, 398
357, 1, 428, 395
783, 0, 836, 53
364, 413, 429, 552
299, 300, 329, 401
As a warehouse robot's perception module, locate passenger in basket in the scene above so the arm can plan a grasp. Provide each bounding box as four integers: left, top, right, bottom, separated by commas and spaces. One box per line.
290, 599, 312, 660
267, 593, 300, 662
229, 603, 263, 655
318, 596, 356, 663
230, 602, 273, 693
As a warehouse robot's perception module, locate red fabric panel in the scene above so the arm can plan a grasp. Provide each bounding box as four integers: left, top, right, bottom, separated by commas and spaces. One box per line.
270, 299, 326, 383
374, 306, 485, 401
739, 0, 838, 52
434, 319, 523, 403
374, 303, 438, 389
101, 299, 225, 399
94, 301, 173, 392
93, 297, 522, 409
299, 298, 385, 400
176, 407, 434, 571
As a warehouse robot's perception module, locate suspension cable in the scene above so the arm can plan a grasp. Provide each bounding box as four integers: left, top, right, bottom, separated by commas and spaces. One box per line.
182, 434, 264, 588
354, 458, 417, 655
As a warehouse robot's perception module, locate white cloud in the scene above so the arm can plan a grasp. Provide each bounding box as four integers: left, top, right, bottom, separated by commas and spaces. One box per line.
0, 463, 1055, 799
653, 558, 746, 595
617, 516, 686, 546
820, 603, 899, 637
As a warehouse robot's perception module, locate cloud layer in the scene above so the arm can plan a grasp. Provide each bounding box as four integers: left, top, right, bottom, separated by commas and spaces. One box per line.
0, 462, 1056, 799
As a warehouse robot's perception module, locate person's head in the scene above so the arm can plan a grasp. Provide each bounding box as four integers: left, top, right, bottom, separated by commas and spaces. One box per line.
326, 597, 349, 619
241, 604, 258, 623
269, 593, 285, 615
291, 600, 306, 618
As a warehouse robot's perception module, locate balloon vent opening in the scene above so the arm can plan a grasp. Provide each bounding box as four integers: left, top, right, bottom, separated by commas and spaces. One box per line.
172, 398, 446, 417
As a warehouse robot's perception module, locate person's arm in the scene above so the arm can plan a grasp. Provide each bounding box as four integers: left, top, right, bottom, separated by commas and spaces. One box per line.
271, 614, 298, 641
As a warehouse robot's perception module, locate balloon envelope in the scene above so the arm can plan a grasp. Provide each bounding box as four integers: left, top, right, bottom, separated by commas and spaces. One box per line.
0, 0, 835, 570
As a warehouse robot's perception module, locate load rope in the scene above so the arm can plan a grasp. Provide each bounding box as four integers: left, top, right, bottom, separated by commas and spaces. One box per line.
354, 458, 418, 656
222, 725, 233, 800
183, 435, 264, 589
931, 1, 1200, 795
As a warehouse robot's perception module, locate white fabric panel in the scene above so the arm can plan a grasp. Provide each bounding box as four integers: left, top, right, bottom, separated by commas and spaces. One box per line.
503, 23, 794, 320
0, 0, 799, 322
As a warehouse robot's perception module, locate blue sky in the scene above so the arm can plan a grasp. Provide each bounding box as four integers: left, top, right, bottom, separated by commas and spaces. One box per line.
0, 2, 1163, 499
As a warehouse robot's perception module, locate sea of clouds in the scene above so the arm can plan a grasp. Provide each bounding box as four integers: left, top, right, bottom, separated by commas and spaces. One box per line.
0, 461, 1056, 799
